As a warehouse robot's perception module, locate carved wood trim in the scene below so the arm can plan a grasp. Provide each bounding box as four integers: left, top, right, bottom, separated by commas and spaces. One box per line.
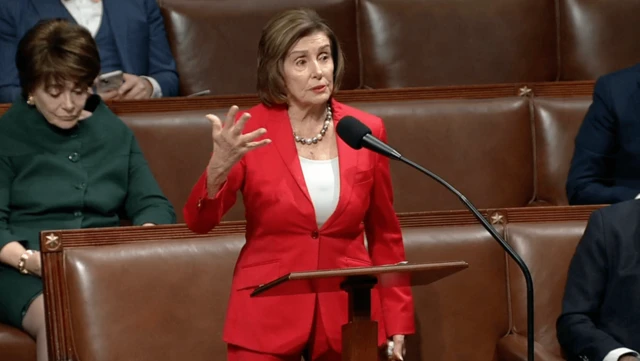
0, 81, 595, 116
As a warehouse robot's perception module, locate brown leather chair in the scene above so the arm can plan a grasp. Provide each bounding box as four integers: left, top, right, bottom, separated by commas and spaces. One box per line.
44, 230, 242, 361
558, 0, 640, 81
532, 97, 591, 206
119, 108, 246, 223
354, 97, 534, 212
498, 221, 587, 361
402, 224, 510, 361
159, 0, 361, 96
357, 0, 557, 88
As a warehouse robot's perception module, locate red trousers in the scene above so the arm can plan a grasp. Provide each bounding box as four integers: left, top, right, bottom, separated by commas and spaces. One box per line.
227, 298, 340, 361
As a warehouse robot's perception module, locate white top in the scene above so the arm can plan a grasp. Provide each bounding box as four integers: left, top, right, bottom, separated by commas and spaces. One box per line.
299, 157, 340, 226
60, 0, 162, 98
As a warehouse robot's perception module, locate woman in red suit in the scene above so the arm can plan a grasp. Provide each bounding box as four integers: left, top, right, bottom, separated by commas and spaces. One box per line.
184, 8, 414, 361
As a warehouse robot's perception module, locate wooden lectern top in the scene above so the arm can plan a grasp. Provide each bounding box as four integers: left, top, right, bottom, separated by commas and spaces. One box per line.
251, 261, 468, 297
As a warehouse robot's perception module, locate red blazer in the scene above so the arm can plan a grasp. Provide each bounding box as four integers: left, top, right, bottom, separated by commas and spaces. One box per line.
184, 99, 415, 354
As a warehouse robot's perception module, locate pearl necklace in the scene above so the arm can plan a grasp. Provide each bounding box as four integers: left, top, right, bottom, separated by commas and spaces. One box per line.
293, 105, 332, 145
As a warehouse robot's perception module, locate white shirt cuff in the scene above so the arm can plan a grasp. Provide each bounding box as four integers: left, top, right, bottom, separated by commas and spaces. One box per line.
141, 76, 163, 98
603, 347, 638, 361
635, 193, 640, 200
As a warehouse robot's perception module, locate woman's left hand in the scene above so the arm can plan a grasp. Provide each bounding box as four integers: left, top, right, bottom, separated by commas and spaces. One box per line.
389, 334, 406, 360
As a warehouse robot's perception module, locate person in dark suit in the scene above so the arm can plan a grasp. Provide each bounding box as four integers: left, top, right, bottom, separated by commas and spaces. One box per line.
184, 8, 414, 361
0, 0, 179, 103
0, 19, 175, 361
557, 200, 640, 361
566, 64, 640, 205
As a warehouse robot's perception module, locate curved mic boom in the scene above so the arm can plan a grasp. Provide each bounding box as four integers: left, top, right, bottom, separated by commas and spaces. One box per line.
336, 116, 535, 361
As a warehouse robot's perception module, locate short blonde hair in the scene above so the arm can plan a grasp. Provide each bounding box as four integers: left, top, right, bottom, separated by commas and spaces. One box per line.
257, 9, 345, 107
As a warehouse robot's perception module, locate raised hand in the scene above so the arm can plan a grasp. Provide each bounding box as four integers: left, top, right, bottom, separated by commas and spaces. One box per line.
206, 105, 271, 194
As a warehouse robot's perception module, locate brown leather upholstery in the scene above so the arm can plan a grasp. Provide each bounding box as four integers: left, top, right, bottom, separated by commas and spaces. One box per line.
120, 96, 545, 222
0, 324, 36, 361
43, 222, 512, 361
159, 0, 361, 96
532, 97, 590, 206
353, 98, 534, 211
119, 109, 246, 223
153, 0, 640, 94
500, 221, 586, 360
402, 225, 509, 361
358, 0, 557, 88
558, 0, 640, 81
40, 206, 599, 361
63, 236, 241, 361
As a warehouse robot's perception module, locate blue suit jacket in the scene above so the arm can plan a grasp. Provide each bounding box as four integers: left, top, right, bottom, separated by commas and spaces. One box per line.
557, 200, 640, 361
566, 63, 640, 205
0, 0, 179, 103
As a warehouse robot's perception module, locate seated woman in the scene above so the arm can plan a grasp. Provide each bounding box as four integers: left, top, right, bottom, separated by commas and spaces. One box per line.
0, 19, 176, 361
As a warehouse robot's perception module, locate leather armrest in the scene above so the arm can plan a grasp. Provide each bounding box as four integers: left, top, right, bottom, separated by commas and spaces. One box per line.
497, 333, 565, 361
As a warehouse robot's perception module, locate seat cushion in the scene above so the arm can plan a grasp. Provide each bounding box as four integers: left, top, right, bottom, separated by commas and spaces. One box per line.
0, 323, 36, 361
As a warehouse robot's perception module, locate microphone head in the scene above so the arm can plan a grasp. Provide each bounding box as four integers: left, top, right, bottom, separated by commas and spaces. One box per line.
336, 116, 372, 150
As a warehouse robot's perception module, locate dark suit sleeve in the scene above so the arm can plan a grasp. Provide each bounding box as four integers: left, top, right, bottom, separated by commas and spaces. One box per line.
0, 1, 22, 103
566, 76, 639, 205
556, 210, 624, 361
124, 136, 176, 225
143, 0, 179, 97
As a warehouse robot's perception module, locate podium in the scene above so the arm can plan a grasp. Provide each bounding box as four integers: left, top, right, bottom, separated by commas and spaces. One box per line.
251, 261, 468, 361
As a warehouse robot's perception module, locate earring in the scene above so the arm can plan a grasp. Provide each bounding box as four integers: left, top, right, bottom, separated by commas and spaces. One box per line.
26, 95, 34, 106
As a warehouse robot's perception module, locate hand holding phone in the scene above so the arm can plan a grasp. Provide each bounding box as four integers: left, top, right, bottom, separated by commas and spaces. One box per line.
95, 70, 124, 93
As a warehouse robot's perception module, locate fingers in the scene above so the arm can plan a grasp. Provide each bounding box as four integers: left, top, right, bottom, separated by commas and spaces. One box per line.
233, 111, 252, 133
206, 114, 223, 134
120, 81, 147, 100
245, 138, 272, 150
224, 105, 240, 129
240, 127, 267, 143
117, 77, 136, 97
99, 89, 119, 101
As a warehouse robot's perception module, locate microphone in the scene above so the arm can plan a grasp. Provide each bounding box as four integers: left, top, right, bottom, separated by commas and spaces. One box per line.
336, 116, 402, 160
336, 116, 535, 361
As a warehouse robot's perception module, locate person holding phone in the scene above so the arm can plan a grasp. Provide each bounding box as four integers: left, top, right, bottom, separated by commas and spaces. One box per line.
0, 0, 179, 103
0, 19, 176, 361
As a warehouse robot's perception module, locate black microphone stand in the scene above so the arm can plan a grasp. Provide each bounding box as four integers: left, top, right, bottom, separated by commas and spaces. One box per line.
398, 156, 535, 361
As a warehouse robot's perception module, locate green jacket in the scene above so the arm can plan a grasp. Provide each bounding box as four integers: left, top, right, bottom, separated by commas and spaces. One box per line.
0, 98, 175, 251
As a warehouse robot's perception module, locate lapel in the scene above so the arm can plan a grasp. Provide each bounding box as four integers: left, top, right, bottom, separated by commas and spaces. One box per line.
31, 0, 73, 21
102, 0, 133, 71
267, 100, 360, 230
320, 99, 359, 230
269, 105, 313, 206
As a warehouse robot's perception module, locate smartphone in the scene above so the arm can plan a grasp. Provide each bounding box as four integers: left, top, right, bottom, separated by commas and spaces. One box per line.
96, 70, 124, 93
